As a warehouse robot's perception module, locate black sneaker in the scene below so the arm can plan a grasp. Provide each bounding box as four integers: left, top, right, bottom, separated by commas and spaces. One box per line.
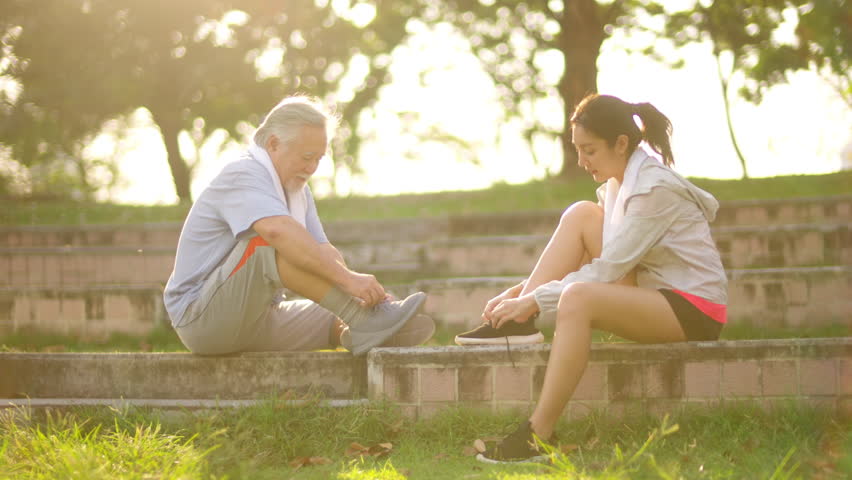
476, 421, 553, 464
454, 320, 544, 346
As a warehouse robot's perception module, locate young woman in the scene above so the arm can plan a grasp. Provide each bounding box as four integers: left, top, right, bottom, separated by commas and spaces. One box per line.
456, 93, 728, 463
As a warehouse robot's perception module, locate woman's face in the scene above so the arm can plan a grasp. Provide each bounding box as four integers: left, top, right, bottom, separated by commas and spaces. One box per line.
572, 124, 629, 183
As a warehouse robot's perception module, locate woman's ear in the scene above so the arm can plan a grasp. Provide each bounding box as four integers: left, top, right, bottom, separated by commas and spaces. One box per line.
615, 134, 629, 156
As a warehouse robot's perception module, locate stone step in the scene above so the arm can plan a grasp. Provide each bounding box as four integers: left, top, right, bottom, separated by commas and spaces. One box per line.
347, 223, 852, 281
387, 267, 852, 330
3, 338, 849, 418
0, 351, 367, 401
0, 285, 166, 338
2, 195, 850, 248
2, 223, 848, 287
3, 267, 849, 337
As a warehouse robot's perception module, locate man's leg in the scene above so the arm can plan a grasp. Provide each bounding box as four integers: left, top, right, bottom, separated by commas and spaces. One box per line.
270, 245, 427, 355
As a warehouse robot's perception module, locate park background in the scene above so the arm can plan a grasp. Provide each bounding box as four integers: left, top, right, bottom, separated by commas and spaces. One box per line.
1, 0, 850, 207
2, 2, 851, 479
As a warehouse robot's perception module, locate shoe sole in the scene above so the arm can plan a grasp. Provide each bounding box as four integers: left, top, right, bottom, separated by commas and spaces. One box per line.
454, 331, 545, 346
380, 314, 436, 347
475, 453, 548, 464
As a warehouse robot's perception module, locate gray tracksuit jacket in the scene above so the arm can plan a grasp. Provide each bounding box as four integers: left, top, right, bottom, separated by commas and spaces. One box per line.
533, 148, 728, 314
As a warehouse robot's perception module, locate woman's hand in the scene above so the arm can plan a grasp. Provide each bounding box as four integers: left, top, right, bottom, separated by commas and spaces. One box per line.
489, 293, 539, 329
482, 283, 523, 323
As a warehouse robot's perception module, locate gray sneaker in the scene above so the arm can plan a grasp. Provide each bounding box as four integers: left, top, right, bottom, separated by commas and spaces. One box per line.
343, 292, 427, 356
341, 313, 435, 350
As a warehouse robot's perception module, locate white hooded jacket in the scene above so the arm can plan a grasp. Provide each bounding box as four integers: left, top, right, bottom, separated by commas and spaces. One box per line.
533, 147, 728, 314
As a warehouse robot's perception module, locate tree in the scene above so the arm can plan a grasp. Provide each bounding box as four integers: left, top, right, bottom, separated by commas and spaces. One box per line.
423, 0, 850, 179
0, 0, 417, 202
655, 0, 851, 178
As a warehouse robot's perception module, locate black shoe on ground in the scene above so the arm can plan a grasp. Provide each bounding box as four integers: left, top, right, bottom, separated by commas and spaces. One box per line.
454, 320, 544, 346
476, 421, 554, 464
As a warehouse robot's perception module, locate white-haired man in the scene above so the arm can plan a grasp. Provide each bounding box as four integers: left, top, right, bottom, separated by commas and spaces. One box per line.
164, 97, 431, 356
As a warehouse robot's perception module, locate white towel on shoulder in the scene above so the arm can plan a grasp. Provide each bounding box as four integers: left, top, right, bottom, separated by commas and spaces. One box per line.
602, 150, 648, 248
248, 142, 307, 227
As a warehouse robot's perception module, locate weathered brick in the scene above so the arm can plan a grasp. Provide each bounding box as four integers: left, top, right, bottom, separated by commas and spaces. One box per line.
574, 363, 607, 400
420, 367, 456, 402
459, 366, 492, 402
608, 363, 643, 401
35, 296, 61, 324
645, 361, 684, 398
383, 367, 418, 402
786, 279, 809, 306
800, 359, 836, 395
494, 366, 530, 401
104, 294, 132, 321
722, 360, 760, 397
761, 360, 797, 396
839, 359, 852, 396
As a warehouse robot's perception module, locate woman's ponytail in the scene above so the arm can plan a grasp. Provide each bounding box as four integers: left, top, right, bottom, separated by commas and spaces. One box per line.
633, 102, 674, 167
571, 94, 675, 167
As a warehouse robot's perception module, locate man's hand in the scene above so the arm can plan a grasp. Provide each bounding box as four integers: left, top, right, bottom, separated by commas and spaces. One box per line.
489, 293, 539, 329
341, 271, 386, 308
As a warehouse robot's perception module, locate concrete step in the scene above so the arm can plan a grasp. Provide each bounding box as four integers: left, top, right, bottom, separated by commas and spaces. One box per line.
2, 223, 848, 287
3, 267, 849, 337
386, 266, 852, 330
0, 351, 366, 401
3, 338, 849, 418
346, 223, 852, 281
0, 285, 166, 337
2, 195, 850, 248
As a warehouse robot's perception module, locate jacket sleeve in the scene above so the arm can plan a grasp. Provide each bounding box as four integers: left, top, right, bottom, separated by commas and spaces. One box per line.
532, 186, 684, 313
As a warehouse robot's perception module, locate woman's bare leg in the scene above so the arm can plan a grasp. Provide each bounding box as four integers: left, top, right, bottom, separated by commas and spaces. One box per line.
528, 282, 686, 439
520, 201, 603, 296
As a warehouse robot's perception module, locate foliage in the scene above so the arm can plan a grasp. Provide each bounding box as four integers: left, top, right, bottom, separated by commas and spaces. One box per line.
0, 1, 417, 202
659, 0, 851, 107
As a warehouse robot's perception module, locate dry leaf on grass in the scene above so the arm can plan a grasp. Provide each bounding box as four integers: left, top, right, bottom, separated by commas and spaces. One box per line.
288, 456, 332, 470
461, 446, 478, 457
560, 443, 579, 454
433, 453, 449, 460
345, 441, 393, 458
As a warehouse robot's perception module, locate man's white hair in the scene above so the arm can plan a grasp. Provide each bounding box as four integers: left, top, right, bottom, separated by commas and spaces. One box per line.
253, 96, 337, 149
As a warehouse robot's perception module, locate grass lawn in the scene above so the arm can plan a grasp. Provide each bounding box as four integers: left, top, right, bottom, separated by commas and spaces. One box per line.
2, 322, 850, 353
3, 170, 851, 225
1, 400, 849, 479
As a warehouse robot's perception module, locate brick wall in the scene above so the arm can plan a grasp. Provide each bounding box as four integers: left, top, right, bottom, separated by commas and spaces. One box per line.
367, 339, 852, 419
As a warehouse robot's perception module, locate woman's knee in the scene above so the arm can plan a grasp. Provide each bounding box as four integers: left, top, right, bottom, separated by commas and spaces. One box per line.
560, 200, 602, 226
556, 282, 593, 322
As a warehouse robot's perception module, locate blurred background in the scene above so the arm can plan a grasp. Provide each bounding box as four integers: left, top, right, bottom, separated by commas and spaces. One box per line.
1, 0, 850, 206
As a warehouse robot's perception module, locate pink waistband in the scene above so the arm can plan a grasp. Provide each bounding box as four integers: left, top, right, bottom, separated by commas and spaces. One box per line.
672, 289, 727, 324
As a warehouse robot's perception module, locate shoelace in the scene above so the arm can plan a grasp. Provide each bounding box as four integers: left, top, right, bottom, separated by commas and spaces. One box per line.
504, 335, 516, 368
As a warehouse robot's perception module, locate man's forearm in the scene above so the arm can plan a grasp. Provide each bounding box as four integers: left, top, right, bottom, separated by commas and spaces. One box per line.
253, 216, 351, 287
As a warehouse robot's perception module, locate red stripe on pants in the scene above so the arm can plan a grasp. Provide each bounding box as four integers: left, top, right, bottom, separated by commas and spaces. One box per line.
229, 236, 271, 278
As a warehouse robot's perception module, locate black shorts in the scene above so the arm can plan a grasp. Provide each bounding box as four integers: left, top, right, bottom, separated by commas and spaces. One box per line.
659, 289, 724, 341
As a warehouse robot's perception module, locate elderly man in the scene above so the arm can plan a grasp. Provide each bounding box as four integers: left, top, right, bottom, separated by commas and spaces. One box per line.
164, 96, 431, 356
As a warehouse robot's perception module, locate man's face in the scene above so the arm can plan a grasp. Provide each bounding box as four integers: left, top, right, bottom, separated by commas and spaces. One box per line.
267, 126, 328, 192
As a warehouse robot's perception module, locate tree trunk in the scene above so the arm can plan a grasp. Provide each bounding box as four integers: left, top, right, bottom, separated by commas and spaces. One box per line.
149, 108, 192, 203
557, 0, 605, 179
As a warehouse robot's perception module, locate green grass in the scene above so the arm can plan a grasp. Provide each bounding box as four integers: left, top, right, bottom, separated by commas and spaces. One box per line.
2, 322, 849, 353
1, 400, 849, 479
3, 170, 851, 225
